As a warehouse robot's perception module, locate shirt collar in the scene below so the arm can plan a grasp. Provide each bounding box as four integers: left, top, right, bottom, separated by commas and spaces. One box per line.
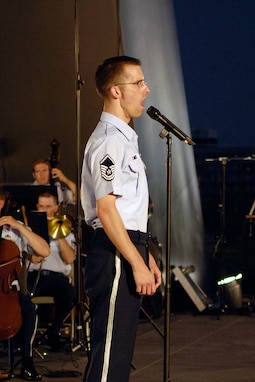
100, 111, 137, 142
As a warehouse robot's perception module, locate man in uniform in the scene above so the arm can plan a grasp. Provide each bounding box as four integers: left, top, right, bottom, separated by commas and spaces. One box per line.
81, 56, 161, 382
32, 158, 76, 205
0, 192, 50, 381
26, 192, 76, 351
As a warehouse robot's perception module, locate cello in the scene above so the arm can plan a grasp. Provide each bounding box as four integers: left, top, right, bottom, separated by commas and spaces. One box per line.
0, 195, 22, 340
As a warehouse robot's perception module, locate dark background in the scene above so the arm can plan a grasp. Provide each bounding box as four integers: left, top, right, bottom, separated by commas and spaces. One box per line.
174, 0, 255, 148
173, 0, 255, 296
0, 1, 119, 184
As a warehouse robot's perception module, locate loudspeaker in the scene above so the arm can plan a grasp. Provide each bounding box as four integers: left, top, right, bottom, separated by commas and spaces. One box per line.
172, 267, 209, 312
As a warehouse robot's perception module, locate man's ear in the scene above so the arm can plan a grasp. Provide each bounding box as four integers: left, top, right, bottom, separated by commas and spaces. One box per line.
54, 204, 60, 214
109, 85, 120, 99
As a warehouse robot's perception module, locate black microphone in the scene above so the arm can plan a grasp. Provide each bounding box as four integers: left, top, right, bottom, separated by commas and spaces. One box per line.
146, 106, 196, 145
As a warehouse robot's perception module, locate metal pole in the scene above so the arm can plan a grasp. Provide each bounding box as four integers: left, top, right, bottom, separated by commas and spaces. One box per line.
73, 0, 88, 351
163, 133, 172, 382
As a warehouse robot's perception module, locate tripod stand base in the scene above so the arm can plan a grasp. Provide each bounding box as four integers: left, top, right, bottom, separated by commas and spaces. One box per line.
71, 301, 90, 356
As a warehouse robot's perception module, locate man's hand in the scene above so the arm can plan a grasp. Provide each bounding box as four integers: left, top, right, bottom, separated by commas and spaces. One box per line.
132, 254, 162, 296
24, 252, 45, 264
31, 254, 45, 264
0, 215, 50, 258
0, 215, 21, 230
148, 252, 162, 289
51, 168, 65, 182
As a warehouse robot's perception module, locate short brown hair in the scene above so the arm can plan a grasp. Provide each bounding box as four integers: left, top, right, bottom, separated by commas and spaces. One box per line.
32, 158, 51, 172
95, 56, 141, 98
38, 192, 58, 205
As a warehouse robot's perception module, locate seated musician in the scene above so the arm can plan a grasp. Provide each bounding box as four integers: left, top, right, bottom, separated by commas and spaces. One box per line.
0, 192, 50, 381
32, 158, 77, 204
26, 192, 76, 352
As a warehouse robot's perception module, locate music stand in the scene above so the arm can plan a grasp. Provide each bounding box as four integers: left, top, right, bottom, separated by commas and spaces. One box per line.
1, 183, 58, 217
26, 211, 49, 244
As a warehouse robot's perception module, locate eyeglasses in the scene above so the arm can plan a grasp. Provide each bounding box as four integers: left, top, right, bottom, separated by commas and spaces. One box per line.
114, 79, 148, 88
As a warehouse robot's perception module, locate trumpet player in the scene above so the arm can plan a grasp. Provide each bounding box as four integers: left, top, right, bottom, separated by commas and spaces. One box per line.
26, 192, 76, 352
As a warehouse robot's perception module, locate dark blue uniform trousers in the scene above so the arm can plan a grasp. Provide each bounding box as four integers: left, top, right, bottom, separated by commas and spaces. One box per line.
83, 228, 149, 382
17, 292, 37, 358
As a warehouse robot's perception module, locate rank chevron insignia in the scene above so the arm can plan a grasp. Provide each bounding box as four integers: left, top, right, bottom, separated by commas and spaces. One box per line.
100, 154, 115, 181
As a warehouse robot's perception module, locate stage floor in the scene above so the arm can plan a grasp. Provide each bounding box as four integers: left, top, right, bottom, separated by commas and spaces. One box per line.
1, 308, 255, 382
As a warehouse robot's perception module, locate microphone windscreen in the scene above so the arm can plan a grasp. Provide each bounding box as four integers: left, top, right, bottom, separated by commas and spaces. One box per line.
146, 106, 160, 120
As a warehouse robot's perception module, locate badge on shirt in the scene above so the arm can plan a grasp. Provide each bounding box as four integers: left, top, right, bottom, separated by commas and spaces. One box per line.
100, 154, 115, 181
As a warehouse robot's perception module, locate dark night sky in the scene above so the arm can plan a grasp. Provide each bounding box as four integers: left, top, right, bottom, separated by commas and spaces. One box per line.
173, 0, 255, 148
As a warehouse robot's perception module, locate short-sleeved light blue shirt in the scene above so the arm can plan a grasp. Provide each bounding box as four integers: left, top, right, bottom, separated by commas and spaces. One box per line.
1, 223, 33, 255
28, 232, 76, 276
81, 112, 149, 233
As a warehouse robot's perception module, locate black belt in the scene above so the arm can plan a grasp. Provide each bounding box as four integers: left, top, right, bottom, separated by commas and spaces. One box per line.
94, 228, 149, 246
30, 270, 63, 277
126, 230, 149, 246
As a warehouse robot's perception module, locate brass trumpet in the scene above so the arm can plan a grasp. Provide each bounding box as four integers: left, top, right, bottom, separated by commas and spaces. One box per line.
47, 215, 73, 239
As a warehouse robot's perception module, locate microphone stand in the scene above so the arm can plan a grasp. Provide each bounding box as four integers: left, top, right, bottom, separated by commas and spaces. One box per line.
156, 126, 195, 382
71, 0, 90, 355
162, 130, 172, 382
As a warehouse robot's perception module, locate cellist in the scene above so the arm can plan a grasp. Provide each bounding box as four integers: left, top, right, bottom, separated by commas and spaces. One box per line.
0, 191, 50, 381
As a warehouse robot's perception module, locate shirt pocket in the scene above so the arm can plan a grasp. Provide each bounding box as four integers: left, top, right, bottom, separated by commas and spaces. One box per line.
126, 155, 146, 194
129, 154, 145, 173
